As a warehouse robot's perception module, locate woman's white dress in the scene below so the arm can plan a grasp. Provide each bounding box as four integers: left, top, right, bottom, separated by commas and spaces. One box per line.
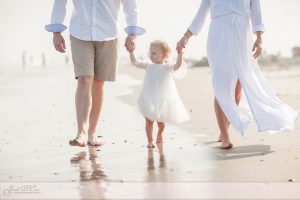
189, 0, 298, 135
132, 62, 190, 123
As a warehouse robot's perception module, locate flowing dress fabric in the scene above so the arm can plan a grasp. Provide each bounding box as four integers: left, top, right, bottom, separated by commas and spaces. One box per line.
207, 13, 298, 135
134, 63, 190, 123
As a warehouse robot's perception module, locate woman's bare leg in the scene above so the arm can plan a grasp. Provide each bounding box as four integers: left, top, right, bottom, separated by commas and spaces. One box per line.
216, 80, 242, 148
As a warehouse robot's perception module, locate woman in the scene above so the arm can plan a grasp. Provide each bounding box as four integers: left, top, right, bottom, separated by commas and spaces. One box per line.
177, 0, 298, 149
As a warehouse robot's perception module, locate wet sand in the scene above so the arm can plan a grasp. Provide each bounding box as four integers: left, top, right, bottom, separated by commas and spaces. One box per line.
0, 62, 299, 199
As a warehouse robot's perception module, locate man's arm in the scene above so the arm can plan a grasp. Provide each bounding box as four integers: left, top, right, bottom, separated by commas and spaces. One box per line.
45, 0, 68, 53
122, 0, 145, 52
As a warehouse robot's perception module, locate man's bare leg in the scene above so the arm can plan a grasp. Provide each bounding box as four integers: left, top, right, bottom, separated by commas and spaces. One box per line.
88, 79, 105, 146
70, 76, 93, 147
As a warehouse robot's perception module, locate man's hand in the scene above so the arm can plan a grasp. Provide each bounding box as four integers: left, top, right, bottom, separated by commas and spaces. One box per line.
125, 34, 137, 52
53, 32, 66, 53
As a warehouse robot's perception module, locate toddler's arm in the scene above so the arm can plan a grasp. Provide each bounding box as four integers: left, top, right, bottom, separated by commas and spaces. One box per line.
173, 52, 183, 71
129, 52, 137, 64
129, 52, 147, 69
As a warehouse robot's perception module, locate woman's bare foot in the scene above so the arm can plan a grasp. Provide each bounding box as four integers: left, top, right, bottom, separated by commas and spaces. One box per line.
217, 134, 222, 142
220, 140, 233, 149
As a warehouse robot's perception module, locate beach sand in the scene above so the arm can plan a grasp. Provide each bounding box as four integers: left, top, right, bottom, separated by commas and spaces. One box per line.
0, 62, 299, 199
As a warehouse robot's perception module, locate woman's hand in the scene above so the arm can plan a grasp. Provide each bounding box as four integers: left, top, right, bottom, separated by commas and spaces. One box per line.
176, 30, 193, 53
176, 36, 188, 53
252, 32, 263, 59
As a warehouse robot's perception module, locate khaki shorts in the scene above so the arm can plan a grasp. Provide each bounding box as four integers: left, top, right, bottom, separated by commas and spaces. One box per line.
70, 35, 119, 81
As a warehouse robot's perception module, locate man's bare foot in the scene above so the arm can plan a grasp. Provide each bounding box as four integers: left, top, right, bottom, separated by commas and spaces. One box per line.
69, 133, 87, 147
88, 134, 103, 146
147, 142, 155, 149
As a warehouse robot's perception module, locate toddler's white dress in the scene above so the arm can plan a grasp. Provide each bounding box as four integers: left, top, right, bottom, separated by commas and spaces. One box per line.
132, 61, 190, 123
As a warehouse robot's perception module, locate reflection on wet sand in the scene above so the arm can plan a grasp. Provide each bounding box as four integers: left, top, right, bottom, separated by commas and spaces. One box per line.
147, 144, 167, 181
70, 146, 106, 181
70, 146, 107, 199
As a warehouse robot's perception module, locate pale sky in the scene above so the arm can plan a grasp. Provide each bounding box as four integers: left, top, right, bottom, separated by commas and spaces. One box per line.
0, 0, 300, 66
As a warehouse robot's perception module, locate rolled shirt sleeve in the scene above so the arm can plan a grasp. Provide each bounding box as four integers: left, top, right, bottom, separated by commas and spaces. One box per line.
250, 0, 265, 33
122, 0, 145, 35
45, 0, 68, 32
188, 0, 210, 35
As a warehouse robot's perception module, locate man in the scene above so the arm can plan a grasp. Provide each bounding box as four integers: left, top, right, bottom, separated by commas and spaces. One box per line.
46, 0, 145, 147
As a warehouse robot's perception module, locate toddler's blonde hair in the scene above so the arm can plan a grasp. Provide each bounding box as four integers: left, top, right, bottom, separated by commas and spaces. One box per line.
150, 39, 171, 62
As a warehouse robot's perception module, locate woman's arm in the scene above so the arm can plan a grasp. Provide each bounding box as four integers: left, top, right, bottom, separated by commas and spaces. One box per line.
176, 0, 210, 52
250, 0, 265, 33
188, 0, 210, 36
250, 0, 264, 58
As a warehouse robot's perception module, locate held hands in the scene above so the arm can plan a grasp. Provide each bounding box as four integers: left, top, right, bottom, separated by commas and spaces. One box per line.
176, 36, 188, 54
53, 32, 66, 53
124, 34, 137, 52
177, 31, 192, 54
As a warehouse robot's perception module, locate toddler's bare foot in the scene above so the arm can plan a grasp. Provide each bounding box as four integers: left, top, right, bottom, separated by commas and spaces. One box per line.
156, 134, 163, 144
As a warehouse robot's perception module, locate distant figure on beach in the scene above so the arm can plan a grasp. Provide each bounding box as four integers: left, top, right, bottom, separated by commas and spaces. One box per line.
127, 40, 189, 148
22, 50, 26, 70
41, 53, 46, 68
177, 0, 299, 149
46, 0, 145, 147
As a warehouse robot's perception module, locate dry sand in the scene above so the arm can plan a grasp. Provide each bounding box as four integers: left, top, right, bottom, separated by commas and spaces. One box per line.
0, 61, 299, 199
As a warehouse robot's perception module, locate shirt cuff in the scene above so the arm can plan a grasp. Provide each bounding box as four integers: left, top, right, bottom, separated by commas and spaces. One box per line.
252, 24, 265, 33
45, 24, 67, 33
188, 25, 200, 36
124, 26, 146, 35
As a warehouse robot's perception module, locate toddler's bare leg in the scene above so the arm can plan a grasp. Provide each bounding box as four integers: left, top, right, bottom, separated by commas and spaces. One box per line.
145, 118, 155, 148
156, 122, 165, 144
